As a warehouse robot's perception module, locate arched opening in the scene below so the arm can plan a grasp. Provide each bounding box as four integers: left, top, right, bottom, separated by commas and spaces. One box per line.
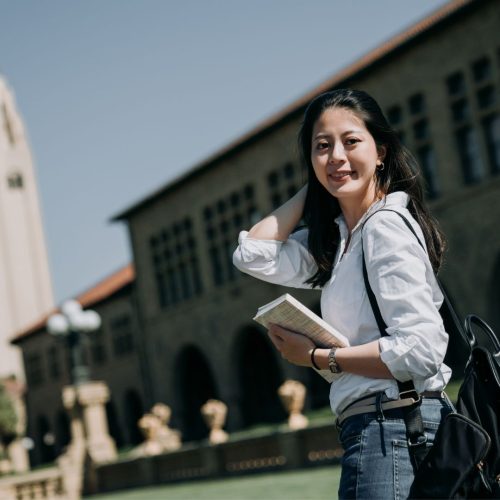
235, 326, 286, 427
489, 252, 500, 333
105, 400, 124, 449
55, 410, 71, 455
36, 415, 55, 464
175, 345, 218, 442
123, 389, 144, 445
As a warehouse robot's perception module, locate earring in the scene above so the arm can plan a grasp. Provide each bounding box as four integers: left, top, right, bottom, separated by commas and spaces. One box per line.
377, 162, 385, 171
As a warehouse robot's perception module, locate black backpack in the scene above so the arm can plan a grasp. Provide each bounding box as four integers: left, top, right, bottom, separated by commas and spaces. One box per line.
409, 314, 500, 498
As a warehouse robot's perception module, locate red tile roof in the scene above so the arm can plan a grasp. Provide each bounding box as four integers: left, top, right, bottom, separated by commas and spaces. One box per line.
11, 264, 134, 344
112, 0, 475, 221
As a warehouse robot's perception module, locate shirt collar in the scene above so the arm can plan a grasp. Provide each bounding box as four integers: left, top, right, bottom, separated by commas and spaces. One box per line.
334, 191, 410, 235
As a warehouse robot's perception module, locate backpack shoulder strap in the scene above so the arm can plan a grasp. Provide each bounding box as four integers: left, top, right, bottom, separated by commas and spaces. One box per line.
362, 208, 468, 348
360, 208, 429, 469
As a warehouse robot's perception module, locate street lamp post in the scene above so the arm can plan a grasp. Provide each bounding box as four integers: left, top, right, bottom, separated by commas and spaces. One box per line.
45, 300, 117, 472
47, 300, 101, 386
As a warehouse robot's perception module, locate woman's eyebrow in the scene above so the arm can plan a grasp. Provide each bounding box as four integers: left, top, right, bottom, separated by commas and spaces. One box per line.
312, 133, 330, 141
342, 129, 364, 136
313, 129, 364, 141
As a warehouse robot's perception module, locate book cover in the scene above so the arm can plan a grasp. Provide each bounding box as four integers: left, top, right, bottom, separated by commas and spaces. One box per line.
254, 293, 349, 382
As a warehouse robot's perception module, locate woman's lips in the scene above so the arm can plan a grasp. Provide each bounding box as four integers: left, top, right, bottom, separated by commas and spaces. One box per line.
330, 171, 354, 181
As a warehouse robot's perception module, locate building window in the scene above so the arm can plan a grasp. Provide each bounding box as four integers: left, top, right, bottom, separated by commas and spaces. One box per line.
472, 57, 492, 83
417, 145, 440, 199
267, 162, 300, 210
451, 99, 469, 123
456, 126, 485, 184
446, 71, 466, 96
7, 172, 23, 189
90, 327, 107, 365
387, 105, 402, 126
413, 119, 429, 141
409, 93, 425, 115
204, 184, 259, 287
483, 114, 500, 174
150, 217, 202, 308
476, 85, 495, 110
445, 65, 491, 187
393, 92, 440, 200
47, 346, 60, 380
110, 315, 134, 357
26, 353, 44, 387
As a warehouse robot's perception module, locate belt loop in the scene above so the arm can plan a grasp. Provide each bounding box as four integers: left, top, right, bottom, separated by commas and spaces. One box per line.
375, 392, 385, 422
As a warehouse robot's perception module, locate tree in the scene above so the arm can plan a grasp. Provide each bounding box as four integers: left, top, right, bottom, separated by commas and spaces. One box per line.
0, 384, 17, 447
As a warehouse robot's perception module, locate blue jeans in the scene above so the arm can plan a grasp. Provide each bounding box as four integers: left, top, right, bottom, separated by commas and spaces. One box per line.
336, 395, 454, 500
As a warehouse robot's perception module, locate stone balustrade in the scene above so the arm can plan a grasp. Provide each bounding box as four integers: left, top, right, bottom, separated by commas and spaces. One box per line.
95, 421, 342, 495
0, 466, 66, 500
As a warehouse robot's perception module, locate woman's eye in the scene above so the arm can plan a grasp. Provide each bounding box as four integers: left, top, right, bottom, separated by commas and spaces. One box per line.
345, 138, 360, 146
316, 142, 329, 150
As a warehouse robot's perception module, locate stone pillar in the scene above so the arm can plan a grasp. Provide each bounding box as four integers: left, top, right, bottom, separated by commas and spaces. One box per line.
6, 440, 29, 473
60, 385, 87, 500
60, 381, 116, 499
76, 382, 117, 464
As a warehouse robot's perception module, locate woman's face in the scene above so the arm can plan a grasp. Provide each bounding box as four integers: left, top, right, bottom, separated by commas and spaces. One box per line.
311, 106, 385, 208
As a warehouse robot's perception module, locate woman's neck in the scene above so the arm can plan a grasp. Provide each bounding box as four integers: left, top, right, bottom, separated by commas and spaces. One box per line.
339, 191, 384, 233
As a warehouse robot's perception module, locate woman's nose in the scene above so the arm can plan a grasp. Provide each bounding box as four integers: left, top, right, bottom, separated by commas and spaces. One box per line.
329, 144, 346, 163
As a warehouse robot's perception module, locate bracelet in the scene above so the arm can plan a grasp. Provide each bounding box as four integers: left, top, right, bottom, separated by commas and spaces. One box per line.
328, 347, 342, 374
310, 347, 320, 370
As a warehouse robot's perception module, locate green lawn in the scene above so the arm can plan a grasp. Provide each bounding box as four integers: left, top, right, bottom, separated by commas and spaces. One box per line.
88, 465, 341, 500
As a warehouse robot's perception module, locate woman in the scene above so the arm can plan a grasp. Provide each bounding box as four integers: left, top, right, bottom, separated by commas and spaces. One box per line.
232, 89, 454, 499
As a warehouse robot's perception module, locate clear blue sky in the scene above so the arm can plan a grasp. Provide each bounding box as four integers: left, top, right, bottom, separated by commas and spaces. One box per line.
0, 0, 448, 303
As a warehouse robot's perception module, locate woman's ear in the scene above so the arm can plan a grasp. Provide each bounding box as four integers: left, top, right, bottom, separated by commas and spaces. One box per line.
377, 145, 387, 163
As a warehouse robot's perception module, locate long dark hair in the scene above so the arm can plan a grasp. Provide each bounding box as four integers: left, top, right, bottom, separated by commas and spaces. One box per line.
298, 88, 446, 288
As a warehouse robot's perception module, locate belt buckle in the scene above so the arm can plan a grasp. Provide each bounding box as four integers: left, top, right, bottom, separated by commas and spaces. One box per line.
408, 434, 428, 448
399, 389, 420, 403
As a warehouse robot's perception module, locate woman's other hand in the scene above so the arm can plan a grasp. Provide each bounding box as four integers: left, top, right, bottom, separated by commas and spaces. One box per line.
267, 323, 315, 366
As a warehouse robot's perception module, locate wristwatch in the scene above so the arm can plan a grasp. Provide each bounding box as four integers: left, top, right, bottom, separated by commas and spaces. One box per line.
328, 347, 342, 374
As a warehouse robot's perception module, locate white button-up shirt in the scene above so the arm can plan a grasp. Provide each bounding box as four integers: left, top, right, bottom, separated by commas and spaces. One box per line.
233, 191, 452, 415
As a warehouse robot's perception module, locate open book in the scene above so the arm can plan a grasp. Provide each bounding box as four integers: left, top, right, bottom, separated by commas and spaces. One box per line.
254, 293, 349, 383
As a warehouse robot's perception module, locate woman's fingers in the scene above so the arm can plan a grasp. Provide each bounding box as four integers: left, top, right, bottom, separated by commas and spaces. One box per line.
267, 330, 283, 349
269, 323, 295, 338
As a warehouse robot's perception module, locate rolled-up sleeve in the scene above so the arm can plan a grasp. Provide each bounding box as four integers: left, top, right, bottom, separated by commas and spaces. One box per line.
363, 212, 448, 382
232, 229, 317, 289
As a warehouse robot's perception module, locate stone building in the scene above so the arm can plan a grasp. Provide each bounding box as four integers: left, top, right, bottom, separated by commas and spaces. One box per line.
13, 0, 500, 464
0, 76, 54, 380
12, 265, 148, 465
112, 0, 500, 435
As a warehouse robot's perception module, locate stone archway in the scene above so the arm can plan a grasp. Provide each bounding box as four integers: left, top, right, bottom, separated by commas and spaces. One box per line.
489, 252, 500, 333
105, 400, 124, 449
55, 410, 71, 455
123, 389, 144, 445
36, 415, 55, 464
235, 326, 286, 427
174, 345, 218, 442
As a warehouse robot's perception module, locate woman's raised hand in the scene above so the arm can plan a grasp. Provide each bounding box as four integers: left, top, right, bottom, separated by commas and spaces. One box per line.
248, 184, 308, 241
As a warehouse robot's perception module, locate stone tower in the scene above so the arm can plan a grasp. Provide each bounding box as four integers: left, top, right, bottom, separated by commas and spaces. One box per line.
0, 76, 54, 378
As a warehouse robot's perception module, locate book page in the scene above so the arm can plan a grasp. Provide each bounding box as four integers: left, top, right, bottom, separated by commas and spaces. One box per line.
254, 295, 348, 348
